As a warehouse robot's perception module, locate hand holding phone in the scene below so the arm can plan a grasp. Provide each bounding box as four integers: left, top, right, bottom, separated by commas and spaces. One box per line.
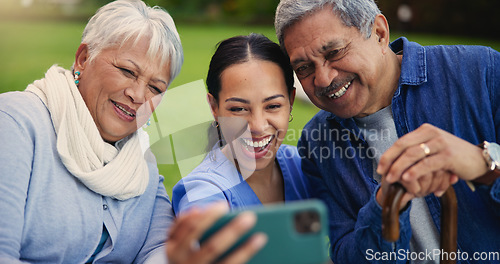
200, 199, 330, 264
166, 202, 267, 264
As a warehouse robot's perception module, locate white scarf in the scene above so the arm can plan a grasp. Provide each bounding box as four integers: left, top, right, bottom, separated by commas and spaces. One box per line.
26, 65, 149, 200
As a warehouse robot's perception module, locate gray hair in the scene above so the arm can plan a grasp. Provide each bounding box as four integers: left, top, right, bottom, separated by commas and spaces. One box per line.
275, 0, 381, 53
80, 0, 183, 85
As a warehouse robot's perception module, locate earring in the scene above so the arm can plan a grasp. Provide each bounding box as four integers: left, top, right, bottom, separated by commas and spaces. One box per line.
212, 120, 219, 128
74, 71, 80, 86
142, 118, 151, 129
289, 113, 294, 122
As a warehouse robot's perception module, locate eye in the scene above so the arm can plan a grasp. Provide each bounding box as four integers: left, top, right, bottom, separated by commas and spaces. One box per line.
295, 64, 313, 79
149, 85, 163, 95
266, 104, 282, 110
229, 107, 246, 112
326, 50, 340, 59
325, 46, 347, 61
119, 67, 136, 78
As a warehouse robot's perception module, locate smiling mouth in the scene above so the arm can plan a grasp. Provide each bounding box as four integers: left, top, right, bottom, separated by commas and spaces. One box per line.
112, 101, 135, 117
328, 81, 352, 99
240, 135, 274, 153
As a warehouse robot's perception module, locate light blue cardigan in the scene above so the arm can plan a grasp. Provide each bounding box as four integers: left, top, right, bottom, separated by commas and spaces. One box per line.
0, 91, 173, 263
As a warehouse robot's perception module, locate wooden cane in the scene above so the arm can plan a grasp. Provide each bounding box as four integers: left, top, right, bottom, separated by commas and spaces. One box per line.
381, 183, 457, 264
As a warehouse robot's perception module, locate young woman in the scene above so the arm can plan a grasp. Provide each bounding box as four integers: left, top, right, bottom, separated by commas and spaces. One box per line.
172, 34, 310, 214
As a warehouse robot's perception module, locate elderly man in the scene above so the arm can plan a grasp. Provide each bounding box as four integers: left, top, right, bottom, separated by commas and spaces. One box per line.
275, 0, 500, 263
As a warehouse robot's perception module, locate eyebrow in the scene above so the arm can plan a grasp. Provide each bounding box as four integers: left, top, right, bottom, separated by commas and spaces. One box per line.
291, 58, 307, 68
225, 97, 250, 104
321, 40, 343, 52
127, 59, 167, 87
225, 94, 285, 104
291, 40, 344, 67
263, 94, 285, 102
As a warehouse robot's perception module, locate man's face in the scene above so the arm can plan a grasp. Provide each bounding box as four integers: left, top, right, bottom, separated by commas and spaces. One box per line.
284, 7, 392, 118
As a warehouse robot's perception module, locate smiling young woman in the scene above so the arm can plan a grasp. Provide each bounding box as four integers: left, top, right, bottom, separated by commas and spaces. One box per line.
172, 33, 311, 214
215, 59, 290, 174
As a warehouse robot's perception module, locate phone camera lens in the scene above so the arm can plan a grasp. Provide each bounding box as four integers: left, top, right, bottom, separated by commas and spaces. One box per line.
294, 210, 321, 234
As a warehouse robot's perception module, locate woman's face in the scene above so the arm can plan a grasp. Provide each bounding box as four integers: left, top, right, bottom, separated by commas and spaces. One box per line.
210, 59, 294, 174
75, 37, 169, 143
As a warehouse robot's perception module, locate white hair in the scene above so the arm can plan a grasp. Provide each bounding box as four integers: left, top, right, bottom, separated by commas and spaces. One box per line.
275, 0, 381, 53
80, 0, 183, 85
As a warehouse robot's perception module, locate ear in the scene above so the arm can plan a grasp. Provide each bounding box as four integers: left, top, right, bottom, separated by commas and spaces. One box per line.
289, 88, 296, 109
371, 14, 391, 54
74, 43, 89, 72
206, 93, 219, 120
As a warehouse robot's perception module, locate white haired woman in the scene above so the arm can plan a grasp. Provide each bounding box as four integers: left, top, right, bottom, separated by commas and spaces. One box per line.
0, 1, 265, 263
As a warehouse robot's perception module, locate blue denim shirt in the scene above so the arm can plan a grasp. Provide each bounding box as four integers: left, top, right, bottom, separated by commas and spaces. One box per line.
298, 37, 500, 263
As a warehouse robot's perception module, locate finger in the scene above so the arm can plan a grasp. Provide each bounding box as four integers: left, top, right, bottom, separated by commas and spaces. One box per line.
425, 171, 448, 196
166, 213, 202, 262
377, 124, 439, 176
218, 233, 268, 264
168, 207, 203, 241
191, 211, 257, 263
400, 149, 452, 183
434, 172, 454, 197
166, 208, 206, 263
386, 140, 443, 183
400, 193, 415, 210
399, 178, 421, 195
175, 203, 228, 241
170, 203, 230, 261
414, 173, 433, 197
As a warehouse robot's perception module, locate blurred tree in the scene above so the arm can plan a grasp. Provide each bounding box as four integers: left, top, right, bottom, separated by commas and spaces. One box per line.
0, 0, 110, 20
378, 0, 500, 38
151, 0, 498, 38
4, 0, 498, 39
146, 0, 279, 24
222, 0, 280, 24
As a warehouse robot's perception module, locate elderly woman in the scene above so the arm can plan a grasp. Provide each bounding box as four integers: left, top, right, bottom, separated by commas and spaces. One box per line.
0, 1, 265, 263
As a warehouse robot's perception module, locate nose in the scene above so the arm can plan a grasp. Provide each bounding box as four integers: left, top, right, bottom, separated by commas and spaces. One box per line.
248, 110, 268, 136
124, 82, 148, 104
314, 64, 338, 88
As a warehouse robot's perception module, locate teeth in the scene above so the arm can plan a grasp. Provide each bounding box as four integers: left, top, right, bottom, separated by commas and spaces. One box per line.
113, 102, 134, 117
329, 81, 351, 99
242, 136, 272, 149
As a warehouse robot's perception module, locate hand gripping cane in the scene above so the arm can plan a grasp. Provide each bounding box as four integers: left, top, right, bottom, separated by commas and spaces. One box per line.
382, 183, 457, 264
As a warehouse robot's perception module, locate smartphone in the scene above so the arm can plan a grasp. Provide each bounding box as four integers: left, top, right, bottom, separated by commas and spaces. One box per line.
199, 199, 330, 264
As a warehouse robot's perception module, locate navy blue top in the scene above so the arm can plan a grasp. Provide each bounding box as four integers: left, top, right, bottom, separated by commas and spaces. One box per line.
172, 144, 311, 214
298, 37, 500, 263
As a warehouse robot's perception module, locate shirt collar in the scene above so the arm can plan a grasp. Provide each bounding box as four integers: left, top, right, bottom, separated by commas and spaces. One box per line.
390, 37, 427, 86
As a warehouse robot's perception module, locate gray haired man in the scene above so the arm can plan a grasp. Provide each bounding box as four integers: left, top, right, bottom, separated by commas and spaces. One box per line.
275, 0, 500, 263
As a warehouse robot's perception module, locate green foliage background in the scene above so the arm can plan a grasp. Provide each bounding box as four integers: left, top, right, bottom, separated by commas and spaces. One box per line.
1, 0, 499, 196
0, 21, 321, 196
